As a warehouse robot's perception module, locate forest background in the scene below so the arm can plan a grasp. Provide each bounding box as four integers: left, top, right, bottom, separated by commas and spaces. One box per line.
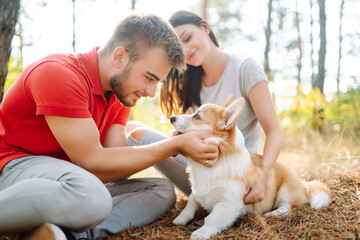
1, 0, 360, 239
1, 0, 359, 182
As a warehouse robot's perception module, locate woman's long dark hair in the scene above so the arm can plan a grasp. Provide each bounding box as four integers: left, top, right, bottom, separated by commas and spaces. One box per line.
160, 10, 219, 118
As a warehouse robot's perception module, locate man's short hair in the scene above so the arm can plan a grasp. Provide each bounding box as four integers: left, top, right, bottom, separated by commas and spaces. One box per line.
102, 13, 186, 75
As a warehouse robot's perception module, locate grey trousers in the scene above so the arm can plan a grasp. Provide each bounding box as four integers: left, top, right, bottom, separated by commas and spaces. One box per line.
126, 121, 191, 196
0, 155, 176, 239
0, 122, 190, 239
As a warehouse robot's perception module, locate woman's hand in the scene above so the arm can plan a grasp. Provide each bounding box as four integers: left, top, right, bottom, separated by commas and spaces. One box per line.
243, 177, 266, 204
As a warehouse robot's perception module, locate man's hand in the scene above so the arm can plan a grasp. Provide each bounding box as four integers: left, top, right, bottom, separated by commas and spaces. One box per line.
173, 131, 219, 167
243, 177, 266, 204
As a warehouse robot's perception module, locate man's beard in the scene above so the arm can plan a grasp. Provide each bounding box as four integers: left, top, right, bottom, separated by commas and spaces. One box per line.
109, 63, 134, 107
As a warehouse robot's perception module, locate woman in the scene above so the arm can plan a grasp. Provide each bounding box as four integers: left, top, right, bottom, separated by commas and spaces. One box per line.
163, 10, 284, 204
129, 10, 283, 204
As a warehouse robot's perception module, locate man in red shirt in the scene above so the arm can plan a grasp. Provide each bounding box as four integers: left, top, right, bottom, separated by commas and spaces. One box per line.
0, 14, 219, 240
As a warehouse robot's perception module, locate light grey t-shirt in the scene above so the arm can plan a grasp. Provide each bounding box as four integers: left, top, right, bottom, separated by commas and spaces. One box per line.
194, 55, 268, 153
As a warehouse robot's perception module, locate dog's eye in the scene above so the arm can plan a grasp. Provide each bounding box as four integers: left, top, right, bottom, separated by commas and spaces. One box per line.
193, 113, 200, 120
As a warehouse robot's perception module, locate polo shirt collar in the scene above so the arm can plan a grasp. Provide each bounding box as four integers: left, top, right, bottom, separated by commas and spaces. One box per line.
80, 47, 103, 96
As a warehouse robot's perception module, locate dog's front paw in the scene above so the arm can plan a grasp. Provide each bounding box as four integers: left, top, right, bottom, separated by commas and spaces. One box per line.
191, 228, 213, 240
173, 213, 191, 225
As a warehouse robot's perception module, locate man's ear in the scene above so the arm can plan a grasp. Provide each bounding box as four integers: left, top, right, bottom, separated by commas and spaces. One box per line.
218, 98, 245, 130
112, 46, 129, 69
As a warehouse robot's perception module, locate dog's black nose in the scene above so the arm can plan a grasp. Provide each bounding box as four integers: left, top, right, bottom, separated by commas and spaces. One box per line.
170, 116, 176, 123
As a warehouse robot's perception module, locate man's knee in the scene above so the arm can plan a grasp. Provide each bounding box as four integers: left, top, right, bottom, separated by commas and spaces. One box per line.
58, 173, 112, 230
153, 178, 177, 211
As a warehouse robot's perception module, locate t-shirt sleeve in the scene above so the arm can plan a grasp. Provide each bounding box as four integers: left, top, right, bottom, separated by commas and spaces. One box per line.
240, 58, 269, 97
25, 61, 92, 118
114, 106, 132, 126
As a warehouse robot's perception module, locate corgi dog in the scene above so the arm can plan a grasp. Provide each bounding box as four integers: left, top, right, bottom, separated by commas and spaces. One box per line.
170, 96, 331, 240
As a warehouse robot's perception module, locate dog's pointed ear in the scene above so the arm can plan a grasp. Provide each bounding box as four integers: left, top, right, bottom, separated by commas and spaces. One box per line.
219, 98, 245, 130
223, 95, 234, 108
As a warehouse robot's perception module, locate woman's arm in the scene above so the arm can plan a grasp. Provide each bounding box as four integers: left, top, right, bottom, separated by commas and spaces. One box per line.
243, 81, 283, 204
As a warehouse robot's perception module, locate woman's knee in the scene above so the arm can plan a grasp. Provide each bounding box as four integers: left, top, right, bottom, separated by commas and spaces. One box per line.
127, 121, 168, 146
126, 121, 146, 133
126, 121, 137, 133
128, 128, 146, 142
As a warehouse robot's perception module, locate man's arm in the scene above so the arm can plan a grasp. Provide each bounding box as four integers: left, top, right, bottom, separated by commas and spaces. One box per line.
45, 115, 218, 183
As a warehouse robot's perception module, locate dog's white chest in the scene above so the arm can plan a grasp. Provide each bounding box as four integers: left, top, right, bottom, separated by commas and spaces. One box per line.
187, 157, 246, 211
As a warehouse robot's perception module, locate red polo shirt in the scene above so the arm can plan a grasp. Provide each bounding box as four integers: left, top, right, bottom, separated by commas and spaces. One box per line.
0, 48, 131, 171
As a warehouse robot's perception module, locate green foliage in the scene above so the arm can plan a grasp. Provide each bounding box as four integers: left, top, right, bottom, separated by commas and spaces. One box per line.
280, 84, 360, 138
129, 93, 173, 136
5, 56, 23, 95
325, 86, 360, 135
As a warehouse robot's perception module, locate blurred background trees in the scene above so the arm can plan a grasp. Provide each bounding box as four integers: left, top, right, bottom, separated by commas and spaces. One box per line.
1, 0, 359, 141
0, 0, 20, 101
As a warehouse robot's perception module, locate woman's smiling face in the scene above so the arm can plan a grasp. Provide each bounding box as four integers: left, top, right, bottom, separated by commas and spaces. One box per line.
174, 23, 212, 67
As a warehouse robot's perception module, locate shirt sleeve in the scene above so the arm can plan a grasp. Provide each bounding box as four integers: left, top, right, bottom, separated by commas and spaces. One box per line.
113, 106, 132, 126
240, 58, 269, 97
25, 61, 92, 118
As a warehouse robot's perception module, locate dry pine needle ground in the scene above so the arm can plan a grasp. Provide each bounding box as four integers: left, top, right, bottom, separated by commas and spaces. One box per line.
108, 170, 360, 240
0, 166, 359, 240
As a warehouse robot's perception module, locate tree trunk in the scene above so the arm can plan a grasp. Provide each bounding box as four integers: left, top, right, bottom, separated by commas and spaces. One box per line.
0, 0, 21, 103
264, 0, 273, 81
310, 0, 315, 84
313, 0, 326, 93
295, 0, 303, 85
15, 21, 24, 70
131, 0, 136, 10
312, 0, 327, 134
72, 0, 76, 52
201, 0, 208, 20
336, 0, 345, 94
